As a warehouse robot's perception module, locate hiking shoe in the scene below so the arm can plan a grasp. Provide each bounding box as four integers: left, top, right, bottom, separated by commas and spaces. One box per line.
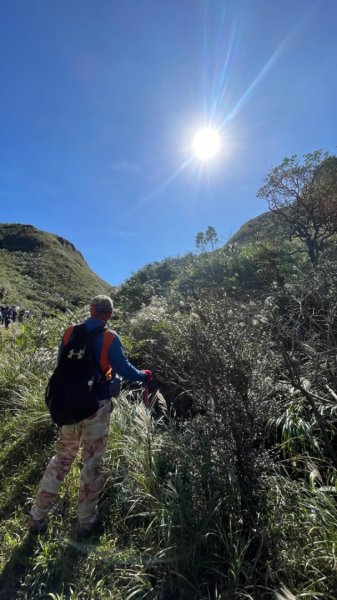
29, 516, 48, 535
76, 518, 100, 539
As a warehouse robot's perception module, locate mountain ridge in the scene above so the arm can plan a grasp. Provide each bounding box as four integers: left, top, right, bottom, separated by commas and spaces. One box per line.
0, 210, 280, 313
0, 223, 113, 312
225, 210, 281, 246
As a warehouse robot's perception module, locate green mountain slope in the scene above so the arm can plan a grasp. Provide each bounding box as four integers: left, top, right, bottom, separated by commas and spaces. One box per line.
0, 223, 112, 311
226, 210, 281, 245
114, 209, 285, 312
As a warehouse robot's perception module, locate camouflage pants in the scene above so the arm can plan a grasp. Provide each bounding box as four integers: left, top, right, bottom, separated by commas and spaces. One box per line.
31, 402, 111, 525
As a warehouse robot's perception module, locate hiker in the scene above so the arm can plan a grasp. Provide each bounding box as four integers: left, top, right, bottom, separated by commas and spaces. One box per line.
30, 295, 152, 536
3, 307, 11, 328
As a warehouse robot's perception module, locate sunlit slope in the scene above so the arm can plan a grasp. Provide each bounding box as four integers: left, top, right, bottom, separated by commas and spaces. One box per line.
0, 223, 112, 311
225, 210, 281, 246
114, 209, 284, 312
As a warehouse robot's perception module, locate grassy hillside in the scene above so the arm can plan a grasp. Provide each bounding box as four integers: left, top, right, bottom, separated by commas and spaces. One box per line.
226, 210, 281, 245
1, 150, 337, 598
1, 258, 337, 599
0, 224, 113, 312
114, 209, 293, 313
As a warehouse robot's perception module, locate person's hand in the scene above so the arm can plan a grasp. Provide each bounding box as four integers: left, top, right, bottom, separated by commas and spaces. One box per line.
143, 369, 152, 382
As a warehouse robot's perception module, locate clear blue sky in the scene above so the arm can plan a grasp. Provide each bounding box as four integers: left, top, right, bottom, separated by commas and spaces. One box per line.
1, 0, 337, 285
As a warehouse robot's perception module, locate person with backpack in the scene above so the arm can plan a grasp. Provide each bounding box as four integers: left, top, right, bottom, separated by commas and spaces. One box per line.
29, 295, 152, 537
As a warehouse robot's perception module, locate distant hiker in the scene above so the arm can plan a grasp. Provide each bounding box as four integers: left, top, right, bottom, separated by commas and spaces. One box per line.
30, 295, 152, 536
3, 307, 11, 329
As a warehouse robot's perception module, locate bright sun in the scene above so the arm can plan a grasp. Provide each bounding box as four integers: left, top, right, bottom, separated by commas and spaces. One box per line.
192, 127, 221, 161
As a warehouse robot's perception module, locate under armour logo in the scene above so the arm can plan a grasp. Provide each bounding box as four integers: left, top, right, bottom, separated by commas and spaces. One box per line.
67, 349, 85, 359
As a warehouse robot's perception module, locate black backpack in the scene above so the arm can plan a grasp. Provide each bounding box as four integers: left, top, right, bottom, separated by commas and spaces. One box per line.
45, 323, 106, 426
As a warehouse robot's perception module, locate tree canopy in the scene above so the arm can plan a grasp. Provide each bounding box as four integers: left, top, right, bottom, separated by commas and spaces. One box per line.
257, 150, 337, 264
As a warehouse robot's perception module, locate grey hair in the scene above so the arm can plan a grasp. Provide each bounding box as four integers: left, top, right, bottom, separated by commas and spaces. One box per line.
90, 295, 113, 313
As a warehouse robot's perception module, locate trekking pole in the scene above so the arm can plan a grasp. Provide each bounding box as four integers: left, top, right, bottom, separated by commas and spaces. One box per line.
143, 381, 149, 407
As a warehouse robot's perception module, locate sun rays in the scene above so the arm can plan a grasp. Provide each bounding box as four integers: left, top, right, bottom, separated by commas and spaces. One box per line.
123, 4, 312, 216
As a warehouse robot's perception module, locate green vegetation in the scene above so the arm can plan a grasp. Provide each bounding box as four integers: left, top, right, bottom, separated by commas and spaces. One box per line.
257, 150, 337, 265
0, 150, 337, 598
0, 224, 112, 312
